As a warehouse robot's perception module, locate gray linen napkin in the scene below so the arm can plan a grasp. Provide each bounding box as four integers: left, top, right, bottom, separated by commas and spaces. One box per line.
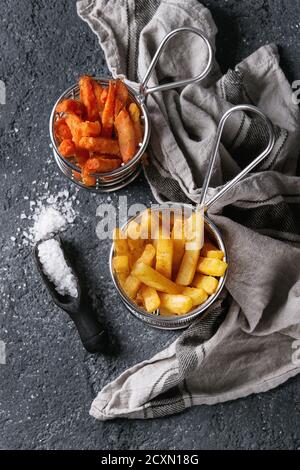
77, 0, 300, 420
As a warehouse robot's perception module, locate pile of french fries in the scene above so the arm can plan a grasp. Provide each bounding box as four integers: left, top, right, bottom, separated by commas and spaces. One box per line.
54, 76, 143, 186
113, 209, 228, 316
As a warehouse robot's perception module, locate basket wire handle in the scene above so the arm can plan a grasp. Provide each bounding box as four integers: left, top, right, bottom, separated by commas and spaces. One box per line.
140, 27, 213, 96
198, 104, 275, 212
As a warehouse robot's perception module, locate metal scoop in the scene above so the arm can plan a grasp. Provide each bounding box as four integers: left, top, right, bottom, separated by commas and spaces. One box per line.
34, 236, 107, 354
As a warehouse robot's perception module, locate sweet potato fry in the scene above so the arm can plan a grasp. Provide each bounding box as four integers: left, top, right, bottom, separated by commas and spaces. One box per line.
74, 147, 89, 165
141, 285, 160, 313
65, 114, 83, 146
56, 98, 85, 117
76, 120, 101, 138
159, 293, 193, 315
131, 262, 181, 295
128, 102, 143, 145
82, 174, 96, 187
114, 79, 129, 117
92, 81, 104, 113
54, 118, 72, 141
102, 80, 116, 138
100, 88, 108, 106
79, 76, 99, 121
58, 139, 76, 158
83, 157, 121, 175
79, 136, 120, 156
114, 109, 136, 163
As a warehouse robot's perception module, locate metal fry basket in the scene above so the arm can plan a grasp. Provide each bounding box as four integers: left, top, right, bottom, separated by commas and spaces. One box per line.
109, 104, 275, 330
49, 27, 213, 192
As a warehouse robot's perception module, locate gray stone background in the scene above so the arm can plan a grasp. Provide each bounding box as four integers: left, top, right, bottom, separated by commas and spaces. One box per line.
0, 0, 300, 450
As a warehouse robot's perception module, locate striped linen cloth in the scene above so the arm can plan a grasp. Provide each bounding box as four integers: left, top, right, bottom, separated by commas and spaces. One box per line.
77, 0, 300, 420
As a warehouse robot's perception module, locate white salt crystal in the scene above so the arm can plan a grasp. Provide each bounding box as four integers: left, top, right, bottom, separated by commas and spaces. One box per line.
38, 239, 78, 298
33, 207, 67, 242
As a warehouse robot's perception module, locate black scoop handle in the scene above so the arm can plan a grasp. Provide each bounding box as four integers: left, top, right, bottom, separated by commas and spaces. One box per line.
34, 238, 107, 354
70, 301, 107, 354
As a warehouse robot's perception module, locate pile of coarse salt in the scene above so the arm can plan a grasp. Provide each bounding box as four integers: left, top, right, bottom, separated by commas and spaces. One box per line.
38, 238, 78, 298
20, 189, 78, 245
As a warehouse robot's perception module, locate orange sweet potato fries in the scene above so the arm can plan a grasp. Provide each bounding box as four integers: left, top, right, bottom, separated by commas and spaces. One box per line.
54, 76, 144, 186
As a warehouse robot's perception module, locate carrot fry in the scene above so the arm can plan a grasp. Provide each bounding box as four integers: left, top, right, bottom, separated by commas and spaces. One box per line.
92, 81, 104, 113
65, 114, 83, 146
76, 120, 101, 137
83, 157, 121, 175
56, 99, 85, 117
114, 79, 129, 117
79, 76, 99, 121
65, 115, 101, 146
100, 88, 108, 106
128, 103, 143, 145
74, 147, 89, 165
114, 108, 136, 163
58, 139, 76, 158
91, 152, 121, 160
82, 174, 96, 186
79, 136, 120, 156
54, 118, 72, 141
101, 80, 116, 138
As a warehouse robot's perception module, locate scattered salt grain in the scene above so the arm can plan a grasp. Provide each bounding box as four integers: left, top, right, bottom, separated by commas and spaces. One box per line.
38, 239, 78, 298
33, 207, 67, 242
19, 186, 78, 245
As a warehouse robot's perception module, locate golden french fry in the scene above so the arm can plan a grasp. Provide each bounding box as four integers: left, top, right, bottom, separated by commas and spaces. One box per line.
149, 211, 161, 244
113, 228, 129, 256
185, 210, 204, 251
159, 293, 193, 315
113, 255, 130, 274
156, 237, 173, 279
175, 249, 200, 286
197, 257, 228, 277
116, 272, 128, 288
171, 217, 186, 278
123, 244, 156, 298
201, 241, 224, 260
123, 274, 141, 299
135, 289, 144, 307
192, 273, 219, 295
128, 238, 145, 252
159, 306, 175, 317
141, 285, 160, 312
132, 262, 181, 294
181, 287, 208, 307
129, 245, 146, 268
126, 220, 141, 240
140, 209, 150, 239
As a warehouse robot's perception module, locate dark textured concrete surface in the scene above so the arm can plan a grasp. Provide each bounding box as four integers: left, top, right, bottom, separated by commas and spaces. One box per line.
0, 0, 300, 450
